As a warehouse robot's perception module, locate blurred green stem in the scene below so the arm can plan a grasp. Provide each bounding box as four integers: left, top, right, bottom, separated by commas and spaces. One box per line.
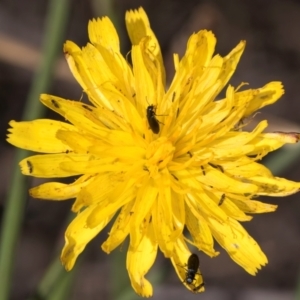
296, 271, 300, 300
264, 144, 300, 175
111, 245, 130, 299
27, 214, 78, 300
27, 251, 80, 300
47, 268, 76, 300
28, 258, 65, 300
0, 0, 70, 299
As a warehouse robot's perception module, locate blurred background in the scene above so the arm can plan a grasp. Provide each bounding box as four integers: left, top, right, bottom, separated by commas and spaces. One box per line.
1, 0, 300, 299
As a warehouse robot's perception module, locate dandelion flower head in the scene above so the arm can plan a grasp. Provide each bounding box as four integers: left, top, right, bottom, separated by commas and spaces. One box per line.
7, 7, 300, 297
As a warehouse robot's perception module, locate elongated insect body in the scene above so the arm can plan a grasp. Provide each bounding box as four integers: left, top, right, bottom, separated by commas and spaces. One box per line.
184, 253, 199, 284
146, 105, 160, 134
179, 253, 205, 292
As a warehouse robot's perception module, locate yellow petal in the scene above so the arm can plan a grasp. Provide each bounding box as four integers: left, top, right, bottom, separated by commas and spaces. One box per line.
185, 205, 218, 257
63, 41, 88, 91
152, 196, 174, 256
87, 178, 137, 228
88, 16, 119, 52
224, 158, 272, 178
192, 56, 224, 113
170, 192, 185, 234
61, 205, 113, 270
185, 30, 216, 70
131, 43, 157, 111
29, 175, 93, 200
88, 17, 135, 102
250, 132, 300, 156
130, 178, 158, 249
197, 167, 258, 194
40, 94, 112, 136
127, 222, 157, 297
171, 238, 205, 293
208, 217, 267, 275
72, 174, 114, 211
63, 41, 113, 109
80, 43, 135, 115
216, 41, 246, 93
101, 201, 134, 253
186, 191, 228, 225
229, 194, 277, 214
19, 154, 91, 177
125, 7, 165, 85
241, 82, 284, 117
56, 130, 97, 153
168, 30, 216, 110
210, 120, 268, 149
251, 176, 300, 196
218, 196, 252, 221
7, 120, 74, 153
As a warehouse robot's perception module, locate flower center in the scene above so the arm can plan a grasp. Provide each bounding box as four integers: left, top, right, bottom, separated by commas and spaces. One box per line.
145, 137, 175, 178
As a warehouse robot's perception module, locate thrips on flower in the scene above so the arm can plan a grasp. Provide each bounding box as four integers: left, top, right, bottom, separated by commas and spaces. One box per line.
218, 193, 226, 206
6, 6, 300, 297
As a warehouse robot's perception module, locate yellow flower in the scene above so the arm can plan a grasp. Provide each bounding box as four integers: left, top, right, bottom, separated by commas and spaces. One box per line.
7, 7, 300, 297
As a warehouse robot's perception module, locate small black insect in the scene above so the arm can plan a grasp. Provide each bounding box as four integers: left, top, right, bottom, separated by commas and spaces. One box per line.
218, 194, 225, 206
208, 162, 224, 173
146, 105, 160, 134
178, 253, 205, 292
26, 160, 33, 174
184, 253, 200, 285
51, 99, 60, 109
